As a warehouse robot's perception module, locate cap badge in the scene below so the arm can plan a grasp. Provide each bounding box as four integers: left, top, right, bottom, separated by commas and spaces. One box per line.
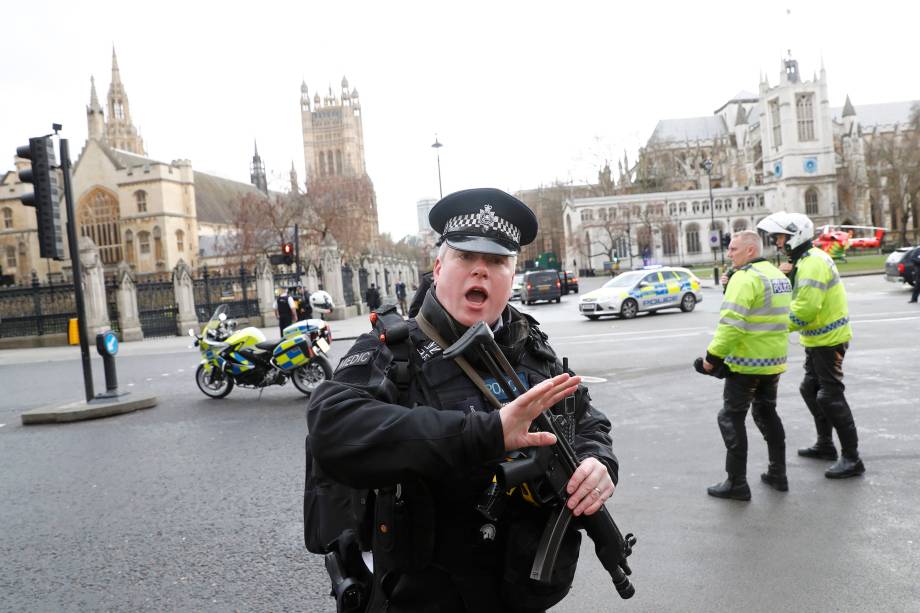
476, 205, 499, 230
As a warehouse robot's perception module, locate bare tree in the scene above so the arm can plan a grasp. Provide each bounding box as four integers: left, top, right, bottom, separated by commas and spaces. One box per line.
864, 103, 920, 245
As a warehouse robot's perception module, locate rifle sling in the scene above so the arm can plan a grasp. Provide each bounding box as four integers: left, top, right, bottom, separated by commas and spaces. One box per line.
415, 312, 503, 411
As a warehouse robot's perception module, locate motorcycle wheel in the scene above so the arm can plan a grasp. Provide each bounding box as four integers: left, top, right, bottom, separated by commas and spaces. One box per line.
291, 354, 333, 396
195, 364, 234, 399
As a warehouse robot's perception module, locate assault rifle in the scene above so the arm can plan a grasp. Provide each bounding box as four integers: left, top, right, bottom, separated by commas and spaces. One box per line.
442, 322, 637, 599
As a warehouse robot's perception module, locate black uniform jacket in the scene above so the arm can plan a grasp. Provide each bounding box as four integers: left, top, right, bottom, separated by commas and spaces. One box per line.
307, 288, 618, 612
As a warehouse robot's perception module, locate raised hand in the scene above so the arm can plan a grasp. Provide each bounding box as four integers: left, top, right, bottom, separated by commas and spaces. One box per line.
498, 373, 581, 452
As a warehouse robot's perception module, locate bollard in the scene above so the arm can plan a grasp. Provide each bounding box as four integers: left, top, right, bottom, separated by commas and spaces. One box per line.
712, 266, 720, 287
95, 331, 121, 397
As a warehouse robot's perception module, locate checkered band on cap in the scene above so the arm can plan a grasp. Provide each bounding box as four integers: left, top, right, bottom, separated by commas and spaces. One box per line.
443, 204, 521, 244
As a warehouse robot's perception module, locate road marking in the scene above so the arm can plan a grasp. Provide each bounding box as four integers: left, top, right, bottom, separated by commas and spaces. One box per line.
555, 325, 709, 341
852, 316, 920, 324
580, 376, 608, 384
161, 373, 169, 377
127, 383, 135, 387
177, 368, 185, 373
146, 378, 152, 382
0, 424, 5, 428
556, 331, 704, 346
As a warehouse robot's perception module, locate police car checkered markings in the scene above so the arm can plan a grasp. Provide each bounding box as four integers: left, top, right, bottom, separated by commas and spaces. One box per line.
336, 350, 374, 371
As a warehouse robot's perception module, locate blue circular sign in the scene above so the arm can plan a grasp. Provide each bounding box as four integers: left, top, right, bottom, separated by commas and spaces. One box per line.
803, 158, 817, 173
103, 331, 118, 356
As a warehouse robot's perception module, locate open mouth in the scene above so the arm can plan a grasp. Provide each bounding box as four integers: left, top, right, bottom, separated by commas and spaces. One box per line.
465, 286, 489, 306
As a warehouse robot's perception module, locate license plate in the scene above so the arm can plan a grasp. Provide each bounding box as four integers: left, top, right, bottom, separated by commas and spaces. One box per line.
580, 303, 597, 311
538, 285, 550, 291
884, 275, 901, 283
315, 338, 330, 353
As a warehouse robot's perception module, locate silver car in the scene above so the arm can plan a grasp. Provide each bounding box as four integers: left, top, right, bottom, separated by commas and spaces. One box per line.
578, 266, 703, 320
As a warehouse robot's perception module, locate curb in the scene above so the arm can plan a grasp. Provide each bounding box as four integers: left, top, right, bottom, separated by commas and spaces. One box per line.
21, 394, 158, 425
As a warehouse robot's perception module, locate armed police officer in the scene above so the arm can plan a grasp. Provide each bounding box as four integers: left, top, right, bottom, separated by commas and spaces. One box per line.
698, 231, 791, 501
757, 212, 866, 479
305, 188, 619, 612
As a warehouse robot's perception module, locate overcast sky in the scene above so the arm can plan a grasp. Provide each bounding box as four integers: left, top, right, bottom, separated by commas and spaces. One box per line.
3, 1, 917, 239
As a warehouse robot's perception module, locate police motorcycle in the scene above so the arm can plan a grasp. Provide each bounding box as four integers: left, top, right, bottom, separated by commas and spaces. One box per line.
189, 291, 335, 399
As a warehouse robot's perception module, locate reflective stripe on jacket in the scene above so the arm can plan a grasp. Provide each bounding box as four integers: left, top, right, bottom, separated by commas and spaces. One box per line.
789, 247, 852, 347
707, 260, 792, 375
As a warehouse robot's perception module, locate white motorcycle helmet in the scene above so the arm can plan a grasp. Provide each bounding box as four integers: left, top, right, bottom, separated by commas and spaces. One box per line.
309, 290, 335, 314
756, 212, 815, 253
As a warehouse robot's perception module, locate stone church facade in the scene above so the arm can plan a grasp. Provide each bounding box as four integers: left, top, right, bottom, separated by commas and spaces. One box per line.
564, 56, 918, 272
0, 50, 267, 285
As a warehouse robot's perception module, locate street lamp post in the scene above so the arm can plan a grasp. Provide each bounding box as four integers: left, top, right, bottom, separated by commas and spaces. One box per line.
702, 158, 720, 284
431, 135, 443, 199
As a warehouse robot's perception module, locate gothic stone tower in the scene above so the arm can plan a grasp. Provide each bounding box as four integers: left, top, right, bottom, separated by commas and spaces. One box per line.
104, 47, 145, 155
758, 54, 836, 226
301, 77, 379, 249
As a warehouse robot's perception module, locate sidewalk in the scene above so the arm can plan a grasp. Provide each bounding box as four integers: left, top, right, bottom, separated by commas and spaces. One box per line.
0, 314, 376, 366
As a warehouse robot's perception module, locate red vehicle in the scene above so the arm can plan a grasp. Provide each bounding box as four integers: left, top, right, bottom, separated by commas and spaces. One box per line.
814, 225, 886, 251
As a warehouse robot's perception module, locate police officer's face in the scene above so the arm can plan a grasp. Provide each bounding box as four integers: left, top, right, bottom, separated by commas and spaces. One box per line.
727, 237, 757, 268
433, 247, 515, 327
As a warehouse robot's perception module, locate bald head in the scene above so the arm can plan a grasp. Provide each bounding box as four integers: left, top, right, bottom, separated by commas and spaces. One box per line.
727, 230, 762, 268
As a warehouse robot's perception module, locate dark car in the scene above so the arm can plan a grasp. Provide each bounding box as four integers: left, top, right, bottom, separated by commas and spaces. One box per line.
884, 246, 920, 286
521, 270, 561, 305
559, 270, 579, 294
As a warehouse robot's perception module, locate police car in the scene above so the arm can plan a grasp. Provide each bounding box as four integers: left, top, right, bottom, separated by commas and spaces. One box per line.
578, 266, 703, 320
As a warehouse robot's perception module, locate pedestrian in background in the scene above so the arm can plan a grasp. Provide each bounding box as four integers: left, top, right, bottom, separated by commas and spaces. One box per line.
365, 283, 380, 311
699, 231, 792, 501
395, 277, 408, 316
275, 286, 298, 336
909, 249, 920, 304
758, 212, 866, 479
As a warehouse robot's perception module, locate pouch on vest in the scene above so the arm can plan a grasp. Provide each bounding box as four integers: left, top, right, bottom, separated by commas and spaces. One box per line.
372, 479, 436, 574
304, 436, 369, 554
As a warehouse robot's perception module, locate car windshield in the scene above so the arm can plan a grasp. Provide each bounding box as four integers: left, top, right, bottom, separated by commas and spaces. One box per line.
603, 272, 644, 288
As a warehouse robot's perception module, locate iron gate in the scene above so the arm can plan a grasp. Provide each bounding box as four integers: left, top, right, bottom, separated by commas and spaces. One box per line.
194, 266, 258, 322
105, 276, 122, 340
136, 273, 177, 338
341, 266, 355, 306
0, 273, 76, 338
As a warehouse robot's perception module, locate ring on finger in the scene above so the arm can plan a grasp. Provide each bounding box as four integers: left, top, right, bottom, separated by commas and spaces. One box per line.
592, 487, 602, 497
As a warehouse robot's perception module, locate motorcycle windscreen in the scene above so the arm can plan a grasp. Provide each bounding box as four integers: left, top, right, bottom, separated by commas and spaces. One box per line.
203, 304, 230, 336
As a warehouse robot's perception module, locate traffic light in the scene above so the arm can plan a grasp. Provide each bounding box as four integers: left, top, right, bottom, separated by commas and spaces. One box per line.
16, 137, 64, 260
721, 233, 731, 249
282, 242, 294, 265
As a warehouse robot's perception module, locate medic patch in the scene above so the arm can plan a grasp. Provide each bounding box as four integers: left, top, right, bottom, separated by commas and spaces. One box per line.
771, 278, 793, 294
335, 350, 373, 372
417, 340, 442, 362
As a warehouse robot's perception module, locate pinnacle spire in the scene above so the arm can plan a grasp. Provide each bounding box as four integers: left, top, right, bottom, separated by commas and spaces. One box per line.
842, 95, 856, 118
254, 139, 260, 158
89, 75, 102, 111
111, 45, 121, 83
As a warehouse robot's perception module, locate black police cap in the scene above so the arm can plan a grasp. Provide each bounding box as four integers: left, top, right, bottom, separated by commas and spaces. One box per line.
428, 188, 538, 256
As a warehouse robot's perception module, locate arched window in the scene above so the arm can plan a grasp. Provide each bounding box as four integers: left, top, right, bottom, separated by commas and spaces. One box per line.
614, 235, 629, 258
668, 203, 677, 216
327, 151, 335, 176
335, 150, 343, 175
124, 230, 135, 264
138, 231, 151, 255
609, 207, 617, 220
598, 208, 607, 221
732, 219, 748, 233
176, 229, 185, 252
580, 209, 594, 222
805, 188, 819, 215
692, 201, 700, 214
318, 151, 326, 177
153, 226, 164, 261
78, 187, 123, 265
2, 207, 12, 229
661, 224, 678, 256
686, 223, 701, 254
725, 198, 733, 211
135, 190, 147, 213
5, 245, 16, 269
714, 199, 723, 211
679, 202, 687, 215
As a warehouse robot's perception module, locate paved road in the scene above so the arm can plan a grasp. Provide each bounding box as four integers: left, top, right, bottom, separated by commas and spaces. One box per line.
1, 275, 918, 611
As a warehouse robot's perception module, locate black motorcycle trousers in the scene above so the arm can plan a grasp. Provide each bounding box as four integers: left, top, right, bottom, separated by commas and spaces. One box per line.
800, 343, 860, 459
718, 373, 785, 477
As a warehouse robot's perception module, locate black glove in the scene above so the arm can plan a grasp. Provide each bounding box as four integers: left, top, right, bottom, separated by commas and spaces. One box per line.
693, 357, 726, 379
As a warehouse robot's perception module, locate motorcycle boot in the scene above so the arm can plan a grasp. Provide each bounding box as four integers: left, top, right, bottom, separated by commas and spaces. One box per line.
797, 436, 838, 461
825, 455, 865, 479
707, 475, 751, 501
760, 447, 788, 492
